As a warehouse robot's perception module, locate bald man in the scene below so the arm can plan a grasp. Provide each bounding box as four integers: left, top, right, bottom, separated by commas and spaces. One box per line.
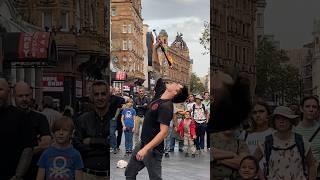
14, 81, 51, 180
0, 78, 35, 180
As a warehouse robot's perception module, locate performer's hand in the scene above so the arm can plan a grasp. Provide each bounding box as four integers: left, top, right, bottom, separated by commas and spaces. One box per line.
136, 148, 148, 161
193, 135, 196, 139
132, 128, 135, 133
123, 126, 126, 131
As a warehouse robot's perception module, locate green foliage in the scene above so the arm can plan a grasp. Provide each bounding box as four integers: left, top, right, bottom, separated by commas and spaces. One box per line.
256, 37, 301, 105
190, 73, 206, 94
199, 21, 210, 55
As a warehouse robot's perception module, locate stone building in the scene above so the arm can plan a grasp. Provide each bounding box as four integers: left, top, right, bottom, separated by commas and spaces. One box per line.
111, 0, 144, 87
152, 29, 191, 86
211, 0, 257, 94
13, 0, 110, 108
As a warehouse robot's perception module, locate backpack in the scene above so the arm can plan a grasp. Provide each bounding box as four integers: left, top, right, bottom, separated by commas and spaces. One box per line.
192, 104, 206, 119
264, 133, 306, 177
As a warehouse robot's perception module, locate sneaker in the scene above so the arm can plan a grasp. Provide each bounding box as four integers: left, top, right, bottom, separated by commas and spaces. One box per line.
165, 153, 170, 158
185, 153, 189, 157
110, 149, 114, 153
169, 149, 174, 152
179, 149, 183, 152
113, 148, 118, 154
191, 154, 195, 158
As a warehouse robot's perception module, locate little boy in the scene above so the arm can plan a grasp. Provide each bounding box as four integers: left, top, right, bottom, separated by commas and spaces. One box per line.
121, 98, 136, 154
36, 116, 84, 180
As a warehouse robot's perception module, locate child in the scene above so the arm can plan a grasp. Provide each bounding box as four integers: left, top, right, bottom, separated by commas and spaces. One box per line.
36, 116, 83, 180
121, 98, 136, 155
178, 111, 196, 157
239, 156, 259, 180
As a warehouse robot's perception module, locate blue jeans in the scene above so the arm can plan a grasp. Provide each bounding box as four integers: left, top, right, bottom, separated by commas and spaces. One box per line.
124, 127, 134, 151
125, 142, 163, 180
110, 119, 117, 149
164, 126, 173, 153
195, 122, 206, 150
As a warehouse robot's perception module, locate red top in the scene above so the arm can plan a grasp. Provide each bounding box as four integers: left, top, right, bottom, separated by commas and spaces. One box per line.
178, 118, 196, 138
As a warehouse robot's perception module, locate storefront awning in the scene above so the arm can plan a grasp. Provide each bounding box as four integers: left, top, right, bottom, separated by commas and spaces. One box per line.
2, 32, 57, 66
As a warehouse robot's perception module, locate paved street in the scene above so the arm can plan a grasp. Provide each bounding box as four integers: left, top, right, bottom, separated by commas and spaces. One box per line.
110, 136, 210, 180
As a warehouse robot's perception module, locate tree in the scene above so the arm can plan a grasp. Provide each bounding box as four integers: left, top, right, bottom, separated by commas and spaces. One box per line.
190, 73, 206, 94
256, 37, 300, 105
199, 21, 210, 55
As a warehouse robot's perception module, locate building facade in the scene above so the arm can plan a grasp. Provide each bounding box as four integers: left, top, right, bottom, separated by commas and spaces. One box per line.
111, 0, 144, 86
312, 18, 320, 97
211, 0, 257, 94
13, 0, 110, 108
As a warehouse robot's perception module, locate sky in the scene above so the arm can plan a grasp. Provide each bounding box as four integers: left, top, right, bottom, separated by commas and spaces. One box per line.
142, 0, 210, 78
265, 0, 320, 49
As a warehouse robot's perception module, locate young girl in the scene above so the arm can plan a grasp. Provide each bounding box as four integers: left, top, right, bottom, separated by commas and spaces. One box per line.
178, 111, 196, 157
239, 156, 259, 180
36, 116, 83, 180
121, 98, 136, 154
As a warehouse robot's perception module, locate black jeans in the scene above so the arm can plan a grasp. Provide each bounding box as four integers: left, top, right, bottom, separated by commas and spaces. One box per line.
125, 142, 163, 180
195, 121, 206, 150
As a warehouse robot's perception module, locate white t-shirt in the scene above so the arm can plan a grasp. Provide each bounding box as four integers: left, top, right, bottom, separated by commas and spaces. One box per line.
239, 128, 275, 154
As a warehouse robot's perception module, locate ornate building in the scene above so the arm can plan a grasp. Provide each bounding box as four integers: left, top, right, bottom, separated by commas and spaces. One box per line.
211, 0, 257, 93
111, 0, 144, 85
13, 0, 109, 108
152, 29, 191, 86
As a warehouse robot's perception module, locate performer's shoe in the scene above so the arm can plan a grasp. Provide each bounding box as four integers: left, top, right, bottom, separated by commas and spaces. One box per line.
165, 153, 170, 158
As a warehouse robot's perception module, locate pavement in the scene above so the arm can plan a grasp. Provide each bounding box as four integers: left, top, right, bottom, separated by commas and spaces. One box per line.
110, 136, 210, 180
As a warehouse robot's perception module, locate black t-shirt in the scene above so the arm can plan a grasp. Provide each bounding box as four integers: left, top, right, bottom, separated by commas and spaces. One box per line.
0, 106, 34, 179
140, 99, 173, 153
109, 95, 125, 118
25, 110, 50, 180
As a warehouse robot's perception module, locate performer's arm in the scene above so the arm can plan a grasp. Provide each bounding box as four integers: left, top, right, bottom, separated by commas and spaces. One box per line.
136, 123, 168, 161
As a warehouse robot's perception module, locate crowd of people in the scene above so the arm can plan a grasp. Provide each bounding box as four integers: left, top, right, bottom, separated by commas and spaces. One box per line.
0, 78, 110, 180
109, 86, 212, 159
210, 71, 320, 180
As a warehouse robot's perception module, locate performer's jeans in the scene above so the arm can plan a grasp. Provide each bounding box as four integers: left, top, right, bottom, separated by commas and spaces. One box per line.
125, 142, 163, 180
164, 126, 173, 153
195, 121, 206, 150
134, 116, 144, 146
124, 127, 134, 151
110, 119, 117, 149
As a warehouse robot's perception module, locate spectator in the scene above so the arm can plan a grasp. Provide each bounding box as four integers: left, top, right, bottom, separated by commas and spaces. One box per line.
73, 80, 110, 179
133, 87, 150, 146
36, 117, 83, 180
254, 106, 316, 180
41, 96, 62, 129
14, 81, 51, 180
177, 111, 196, 158
121, 98, 136, 155
0, 78, 34, 179
238, 156, 260, 180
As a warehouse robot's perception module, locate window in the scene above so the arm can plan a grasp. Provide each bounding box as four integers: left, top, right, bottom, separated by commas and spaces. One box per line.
122, 40, 128, 50
128, 40, 132, 50
257, 13, 263, 27
42, 12, 52, 29
111, 7, 116, 16
60, 12, 69, 31
128, 24, 132, 33
122, 24, 127, 33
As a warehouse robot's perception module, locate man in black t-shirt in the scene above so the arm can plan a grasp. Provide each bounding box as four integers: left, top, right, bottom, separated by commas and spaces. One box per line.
13, 81, 51, 180
125, 79, 188, 180
0, 78, 34, 180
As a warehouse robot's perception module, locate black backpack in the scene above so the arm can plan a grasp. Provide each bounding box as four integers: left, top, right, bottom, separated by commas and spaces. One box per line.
192, 104, 206, 118
264, 133, 306, 177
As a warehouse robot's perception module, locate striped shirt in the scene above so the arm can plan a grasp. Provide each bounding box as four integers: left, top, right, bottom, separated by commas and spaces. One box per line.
294, 122, 320, 164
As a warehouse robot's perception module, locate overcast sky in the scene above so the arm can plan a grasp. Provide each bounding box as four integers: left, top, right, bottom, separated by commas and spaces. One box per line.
265, 0, 320, 49
142, 0, 210, 77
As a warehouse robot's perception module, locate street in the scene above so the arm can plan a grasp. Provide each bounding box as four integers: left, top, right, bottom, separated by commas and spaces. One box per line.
110, 136, 210, 180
